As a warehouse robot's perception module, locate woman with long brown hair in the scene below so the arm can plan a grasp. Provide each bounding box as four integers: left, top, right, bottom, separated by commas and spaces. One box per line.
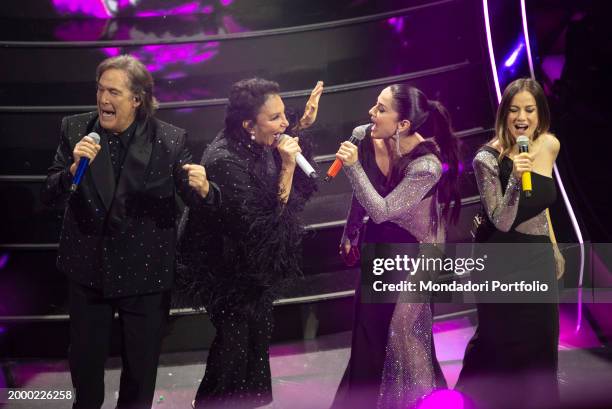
457, 78, 564, 409
333, 84, 460, 409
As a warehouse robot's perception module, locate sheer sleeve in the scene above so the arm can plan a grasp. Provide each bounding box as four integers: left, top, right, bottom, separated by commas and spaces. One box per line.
472, 149, 521, 232
344, 155, 441, 225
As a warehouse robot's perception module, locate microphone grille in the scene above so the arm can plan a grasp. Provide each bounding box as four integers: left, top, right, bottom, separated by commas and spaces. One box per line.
351, 124, 371, 141
516, 135, 529, 147
88, 132, 101, 144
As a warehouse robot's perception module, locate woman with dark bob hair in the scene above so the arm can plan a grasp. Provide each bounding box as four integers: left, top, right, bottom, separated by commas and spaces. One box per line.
456, 78, 564, 409
333, 84, 460, 408
179, 78, 323, 408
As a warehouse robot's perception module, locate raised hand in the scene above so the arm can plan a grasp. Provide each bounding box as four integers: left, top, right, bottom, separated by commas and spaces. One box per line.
339, 238, 360, 267
299, 81, 324, 130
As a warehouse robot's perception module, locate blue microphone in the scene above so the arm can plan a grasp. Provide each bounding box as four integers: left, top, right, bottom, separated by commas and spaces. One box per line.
70, 132, 101, 192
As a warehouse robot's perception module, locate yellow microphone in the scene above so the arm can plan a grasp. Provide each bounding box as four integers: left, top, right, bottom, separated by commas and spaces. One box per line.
516, 135, 532, 198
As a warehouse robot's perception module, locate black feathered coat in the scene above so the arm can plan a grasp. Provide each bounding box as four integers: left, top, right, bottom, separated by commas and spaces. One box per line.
177, 129, 317, 315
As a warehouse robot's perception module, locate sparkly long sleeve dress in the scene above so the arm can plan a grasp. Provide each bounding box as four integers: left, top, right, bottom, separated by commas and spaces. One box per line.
178, 129, 317, 409
332, 138, 447, 409
456, 146, 559, 409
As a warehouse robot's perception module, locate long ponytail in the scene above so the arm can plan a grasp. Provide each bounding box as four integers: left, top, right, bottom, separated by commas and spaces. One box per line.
387, 85, 461, 225
428, 100, 461, 224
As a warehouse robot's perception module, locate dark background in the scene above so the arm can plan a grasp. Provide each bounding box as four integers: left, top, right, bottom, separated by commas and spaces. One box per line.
0, 0, 609, 357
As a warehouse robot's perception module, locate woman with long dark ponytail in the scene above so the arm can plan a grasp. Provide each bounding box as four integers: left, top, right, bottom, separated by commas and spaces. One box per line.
332, 84, 460, 409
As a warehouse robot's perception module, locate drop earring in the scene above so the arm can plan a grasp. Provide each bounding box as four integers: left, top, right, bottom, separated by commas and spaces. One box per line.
250, 131, 256, 141
395, 127, 401, 155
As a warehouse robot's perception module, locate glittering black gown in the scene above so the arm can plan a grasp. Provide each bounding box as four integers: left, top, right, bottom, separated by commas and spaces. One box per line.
456, 146, 559, 409
332, 138, 447, 409
178, 129, 317, 409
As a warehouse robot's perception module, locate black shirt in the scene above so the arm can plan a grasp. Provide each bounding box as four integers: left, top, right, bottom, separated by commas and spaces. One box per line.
103, 121, 137, 184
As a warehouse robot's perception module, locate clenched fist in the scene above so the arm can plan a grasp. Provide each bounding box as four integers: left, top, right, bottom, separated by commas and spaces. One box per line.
70, 135, 101, 176
183, 164, 210, 198
512, 152, 533, 180
277, 136, 302, 168
335, 141, 358, 167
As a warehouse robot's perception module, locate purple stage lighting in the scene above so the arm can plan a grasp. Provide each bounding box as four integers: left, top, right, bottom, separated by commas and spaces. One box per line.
52, 0, 112, 18
387, 17, 405, 34
135, 2, 207, 17
53, 0, 230, 19
0, 253, 9, 270
504, 42, 525, 68
418, 389, 467, 409
481, 0, 501, 102
136, 42, 219, 73
440, 162, 464, 174
484, 0, 586, 333
102, 47, 121, 56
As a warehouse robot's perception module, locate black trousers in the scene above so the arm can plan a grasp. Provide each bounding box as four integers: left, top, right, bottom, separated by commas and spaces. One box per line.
194, 302, 274, 409
68, 281, 170, 409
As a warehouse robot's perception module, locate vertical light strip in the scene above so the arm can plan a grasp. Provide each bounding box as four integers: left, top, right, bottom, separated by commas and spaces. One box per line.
482, 0, 502, 101
553, 162, 586, 331
520, 0, 585, 331
520, 0, 535, 78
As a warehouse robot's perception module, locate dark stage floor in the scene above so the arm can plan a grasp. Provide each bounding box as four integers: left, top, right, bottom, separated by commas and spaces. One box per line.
2, 307, 612, 409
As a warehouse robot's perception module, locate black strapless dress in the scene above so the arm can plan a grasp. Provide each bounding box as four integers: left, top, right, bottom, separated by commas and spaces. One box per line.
456, 147, 560, 409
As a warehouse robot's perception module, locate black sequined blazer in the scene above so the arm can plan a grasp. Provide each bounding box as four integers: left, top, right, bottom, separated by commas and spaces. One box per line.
41, 111, 219, 297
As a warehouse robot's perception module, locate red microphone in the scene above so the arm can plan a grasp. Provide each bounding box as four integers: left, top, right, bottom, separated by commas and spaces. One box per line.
324, 124, 371, 182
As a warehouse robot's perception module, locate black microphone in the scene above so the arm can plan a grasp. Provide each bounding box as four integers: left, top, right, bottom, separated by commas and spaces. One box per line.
324, 124, 371, 182
516, 135, 532, 198
70, 132, 101, 192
